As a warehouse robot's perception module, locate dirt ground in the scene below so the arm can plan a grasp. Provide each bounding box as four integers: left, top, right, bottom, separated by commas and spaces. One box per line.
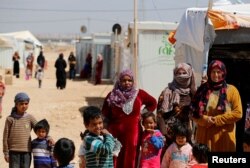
0, 44, 113, 167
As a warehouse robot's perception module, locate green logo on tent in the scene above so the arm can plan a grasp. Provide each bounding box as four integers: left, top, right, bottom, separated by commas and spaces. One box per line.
158, 33, 175, 57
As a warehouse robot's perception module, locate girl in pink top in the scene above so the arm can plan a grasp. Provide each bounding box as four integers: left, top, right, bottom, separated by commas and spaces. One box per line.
139, 112, 164, 168
161, 124, 193, 168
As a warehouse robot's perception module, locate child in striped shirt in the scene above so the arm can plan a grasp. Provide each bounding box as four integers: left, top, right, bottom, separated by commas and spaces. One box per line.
80, 106, 116, 168
31, 119, 57, 168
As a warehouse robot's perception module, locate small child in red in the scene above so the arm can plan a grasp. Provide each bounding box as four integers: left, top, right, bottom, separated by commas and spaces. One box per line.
139, 112, 164, 168
0, 75, 6, 118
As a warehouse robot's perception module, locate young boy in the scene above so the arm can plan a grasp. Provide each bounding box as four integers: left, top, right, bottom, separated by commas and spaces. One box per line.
3, 92, 37, 168
53, 138, 75, 168
32, 119, 57, 168
0, 74, 5, 118
243, 128, 250, 152
79, 106, 116, 168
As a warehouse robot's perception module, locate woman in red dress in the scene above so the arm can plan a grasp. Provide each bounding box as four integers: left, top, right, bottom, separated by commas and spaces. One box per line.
102, 69, 157, 168
95, 54, 103, 85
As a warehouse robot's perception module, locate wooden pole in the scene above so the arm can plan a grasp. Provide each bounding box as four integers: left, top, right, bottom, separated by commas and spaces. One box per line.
134, 0, 138, 86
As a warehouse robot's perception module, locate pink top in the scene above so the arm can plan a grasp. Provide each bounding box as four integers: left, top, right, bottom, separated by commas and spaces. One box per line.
139, 130, 164, 168
161, 142, 193, 168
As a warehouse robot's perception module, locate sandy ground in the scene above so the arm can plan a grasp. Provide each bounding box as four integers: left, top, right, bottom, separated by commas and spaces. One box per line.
0, 45, 113, 167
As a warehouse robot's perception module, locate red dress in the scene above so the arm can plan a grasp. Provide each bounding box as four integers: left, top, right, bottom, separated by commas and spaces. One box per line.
102, 89, 157, 168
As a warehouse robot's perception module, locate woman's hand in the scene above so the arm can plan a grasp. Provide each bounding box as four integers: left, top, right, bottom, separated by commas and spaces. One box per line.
207, 116, 215, 128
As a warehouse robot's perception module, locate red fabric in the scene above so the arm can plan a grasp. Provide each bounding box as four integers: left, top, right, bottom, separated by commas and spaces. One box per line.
95, 60, 103, 84
102, 89, 157, 168
191, 164, 208, 168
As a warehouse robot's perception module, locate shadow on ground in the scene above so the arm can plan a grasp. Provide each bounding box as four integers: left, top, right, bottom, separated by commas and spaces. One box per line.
78, 97, 105, 115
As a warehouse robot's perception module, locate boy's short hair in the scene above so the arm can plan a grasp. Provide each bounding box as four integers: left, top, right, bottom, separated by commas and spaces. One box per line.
34, 119, 50, 134
192, 143, 210, 163
54, 138, 75, 166
14, 92, 30, 103
243, 128, 250, 145
141, 112, 156, 123
82, 106, 103, 126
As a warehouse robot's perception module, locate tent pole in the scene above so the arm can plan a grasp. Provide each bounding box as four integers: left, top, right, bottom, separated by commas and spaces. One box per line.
134, 0, 138, 86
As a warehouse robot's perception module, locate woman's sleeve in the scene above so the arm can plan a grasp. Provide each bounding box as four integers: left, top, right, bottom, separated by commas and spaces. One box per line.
140, 89, 157, 112
214, 85, 243, 126
101, 93, 111, 118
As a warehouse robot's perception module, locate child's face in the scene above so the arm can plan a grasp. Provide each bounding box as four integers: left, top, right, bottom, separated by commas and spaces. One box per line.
176, 135, 187, 147
16, 101, 29, 114
85, 117, 104, 136
143, 116, 156, 130
243, 143, 250, 152
36, 128, 47, 139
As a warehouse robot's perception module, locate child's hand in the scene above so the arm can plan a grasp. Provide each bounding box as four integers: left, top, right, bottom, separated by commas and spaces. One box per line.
4, 156, 9, 163
146, 129, 155, 135
47, 136, 55, 146
101, 129, 110, 135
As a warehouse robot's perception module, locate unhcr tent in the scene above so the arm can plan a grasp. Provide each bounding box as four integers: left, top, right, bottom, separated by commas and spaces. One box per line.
0, 31, 42, 68
172, 2, 250, 152
0, 35, 17, 69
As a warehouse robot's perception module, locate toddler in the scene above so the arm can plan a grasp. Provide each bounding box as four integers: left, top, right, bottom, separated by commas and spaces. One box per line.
32, 119, 57, 168
190, 143, 209, 168
161, 123, 193, 168
139, 112, 164, 168
54, 138, 75, 168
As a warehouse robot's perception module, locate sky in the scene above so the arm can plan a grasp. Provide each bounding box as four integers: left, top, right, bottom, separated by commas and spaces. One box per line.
0, 0, 250, 36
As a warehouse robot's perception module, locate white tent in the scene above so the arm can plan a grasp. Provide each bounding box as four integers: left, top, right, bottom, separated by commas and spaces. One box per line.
0, 30, 42, 47
0, 31, 43, 69
173, 3, 250, 84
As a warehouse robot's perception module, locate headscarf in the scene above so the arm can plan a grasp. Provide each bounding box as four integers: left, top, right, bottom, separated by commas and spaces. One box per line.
169, 63, 196, 96
160, 63, 196, 112
97, 54, 103, 62
191, 60, 227, 118
107, 69, 137, 108
14, 92, 30, 103
11, 92, 30, 117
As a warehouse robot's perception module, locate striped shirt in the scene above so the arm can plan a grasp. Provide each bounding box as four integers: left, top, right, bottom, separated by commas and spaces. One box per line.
3, 112, 37, 156
31, 138, 57, 168
84, 132, 115, 168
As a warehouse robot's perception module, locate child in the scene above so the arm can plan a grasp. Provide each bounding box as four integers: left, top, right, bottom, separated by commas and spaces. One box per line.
243, 128, 250, 152
2, 92, 37, 168
79, 106, 116, 168
53, 138, 75, 168
0, 75, 6, 118
139, 112, 164, 168
36, 66, 44, 88
161, 123, 193, 168
32, 119, 57, 168
190, 143, 209, 168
